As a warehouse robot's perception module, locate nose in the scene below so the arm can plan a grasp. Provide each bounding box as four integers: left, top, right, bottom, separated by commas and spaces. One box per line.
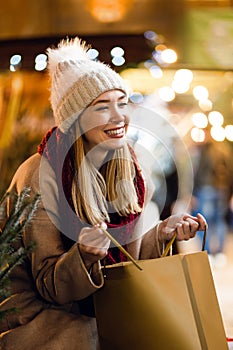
109, 103, 126, 123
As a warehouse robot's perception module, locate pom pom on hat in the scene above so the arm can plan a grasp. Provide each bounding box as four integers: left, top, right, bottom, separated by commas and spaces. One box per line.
47, 37, 90, 75
46, 37, 128, 133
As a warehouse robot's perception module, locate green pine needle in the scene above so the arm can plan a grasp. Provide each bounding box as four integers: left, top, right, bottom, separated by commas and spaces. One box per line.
0, 188, 40, 320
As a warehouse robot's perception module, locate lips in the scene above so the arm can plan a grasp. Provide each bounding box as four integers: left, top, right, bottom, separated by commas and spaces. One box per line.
104, 126, 125, 137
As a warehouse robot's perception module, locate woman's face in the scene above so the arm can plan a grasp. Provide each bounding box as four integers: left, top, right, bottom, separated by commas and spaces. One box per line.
79, 90, 130, 154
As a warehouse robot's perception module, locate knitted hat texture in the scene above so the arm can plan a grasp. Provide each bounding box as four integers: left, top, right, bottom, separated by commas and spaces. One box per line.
47, 37, 128, 133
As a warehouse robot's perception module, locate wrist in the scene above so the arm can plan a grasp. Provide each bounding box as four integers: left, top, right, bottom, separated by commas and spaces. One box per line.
155, 221, 164, 257
157, 220, 166, 243
77, 243, 94, 271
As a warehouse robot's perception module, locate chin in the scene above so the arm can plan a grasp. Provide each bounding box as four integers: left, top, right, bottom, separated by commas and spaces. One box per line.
108, 138, 126, 150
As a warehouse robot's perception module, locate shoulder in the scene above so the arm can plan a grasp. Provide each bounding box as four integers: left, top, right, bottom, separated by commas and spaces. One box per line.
8, 153, 50, 194
18, 153, 41, 170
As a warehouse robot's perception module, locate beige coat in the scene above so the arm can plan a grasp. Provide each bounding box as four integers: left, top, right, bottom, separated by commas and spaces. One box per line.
0, 153, 161, 350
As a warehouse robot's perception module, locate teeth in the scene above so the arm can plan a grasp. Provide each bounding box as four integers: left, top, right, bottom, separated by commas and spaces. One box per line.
105, 127, 124, 135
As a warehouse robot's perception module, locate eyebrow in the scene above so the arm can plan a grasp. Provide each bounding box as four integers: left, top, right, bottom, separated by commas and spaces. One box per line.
91, 94, 126, 106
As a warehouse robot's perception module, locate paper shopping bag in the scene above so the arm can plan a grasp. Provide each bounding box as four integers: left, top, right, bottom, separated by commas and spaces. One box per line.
94, 251, 228, 350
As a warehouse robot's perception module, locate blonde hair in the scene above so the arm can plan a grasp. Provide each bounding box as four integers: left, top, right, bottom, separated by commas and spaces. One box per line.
71, 126, 142, 225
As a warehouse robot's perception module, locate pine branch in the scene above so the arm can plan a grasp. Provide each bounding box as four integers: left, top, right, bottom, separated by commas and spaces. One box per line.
0, 188, 40, 320
0, 190, 40, 243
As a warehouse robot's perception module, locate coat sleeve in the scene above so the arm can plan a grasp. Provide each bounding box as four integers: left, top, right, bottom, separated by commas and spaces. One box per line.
7, 153, 104, 305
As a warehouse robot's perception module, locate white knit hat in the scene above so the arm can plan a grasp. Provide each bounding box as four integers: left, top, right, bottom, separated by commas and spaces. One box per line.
47, 37, 128, 133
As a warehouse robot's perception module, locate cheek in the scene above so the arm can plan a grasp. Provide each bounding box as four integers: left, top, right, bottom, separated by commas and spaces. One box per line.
84, 127, 102, 143
80, 119, 95, 134
80, 114, 108, 134
125, 114, 130, 125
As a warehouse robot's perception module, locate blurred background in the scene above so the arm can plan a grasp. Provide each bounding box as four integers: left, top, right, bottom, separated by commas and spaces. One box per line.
0, 0, 233, 342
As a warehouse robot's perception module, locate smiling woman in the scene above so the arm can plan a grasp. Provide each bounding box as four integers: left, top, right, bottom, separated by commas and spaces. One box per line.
0, 36, 207, 350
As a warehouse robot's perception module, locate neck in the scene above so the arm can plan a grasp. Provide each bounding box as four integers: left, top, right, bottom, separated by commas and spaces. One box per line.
85, 146, 109, 168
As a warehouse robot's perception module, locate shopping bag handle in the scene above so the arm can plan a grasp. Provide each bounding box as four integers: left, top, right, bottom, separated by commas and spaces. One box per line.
101, 228, 143, 270
102, 225, 207, 270
162, 225, 207, 257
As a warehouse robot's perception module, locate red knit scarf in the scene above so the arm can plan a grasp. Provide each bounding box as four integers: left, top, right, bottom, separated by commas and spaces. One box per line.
38, 126, 145, 264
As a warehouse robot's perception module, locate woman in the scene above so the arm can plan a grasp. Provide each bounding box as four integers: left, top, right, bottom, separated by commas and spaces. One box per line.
0, 37, 206, 350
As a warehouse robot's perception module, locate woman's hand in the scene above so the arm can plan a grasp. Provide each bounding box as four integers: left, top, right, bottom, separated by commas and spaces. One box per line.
158, 213, 207, 243
78, 223, 110, 270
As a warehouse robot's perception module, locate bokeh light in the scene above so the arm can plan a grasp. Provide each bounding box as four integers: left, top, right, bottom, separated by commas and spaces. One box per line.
35, 53, 47, 71
193, 85, 209, 100
110, 46, 124, 57
198, 99, 213, 112
149, 65, 163, 78
129, 92, 144, 104
111, 46, 125, 66
172, 80, 190, 94
158, 86, 175, 102
192, 112, 208, 128
174, 69, 193, 84
10, 54, 22, 66
144, 30, 158, 41
191, 127, 206, 143
9, 54, 22, 71
112, 56, 125, 66
210, 126, 225, 141
35, 61, 47, 71
208, 111, 224, 126
87, 48, 99, 60
35, 54, 47, 63
160, 49, 177, 64
155, 44, 167, 52
144, 59, 154, 69
225, 125, 233, 141
9, 65, 17, 72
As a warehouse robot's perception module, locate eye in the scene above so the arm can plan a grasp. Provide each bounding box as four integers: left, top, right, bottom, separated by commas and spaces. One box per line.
94, 105, 110, 112
118, 102, 128, 108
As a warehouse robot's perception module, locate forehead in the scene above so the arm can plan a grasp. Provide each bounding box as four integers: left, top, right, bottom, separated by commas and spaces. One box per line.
92, 90, 126, 104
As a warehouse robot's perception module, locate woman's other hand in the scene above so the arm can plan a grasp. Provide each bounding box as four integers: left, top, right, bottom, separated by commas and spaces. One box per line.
158, 213, 207, 242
